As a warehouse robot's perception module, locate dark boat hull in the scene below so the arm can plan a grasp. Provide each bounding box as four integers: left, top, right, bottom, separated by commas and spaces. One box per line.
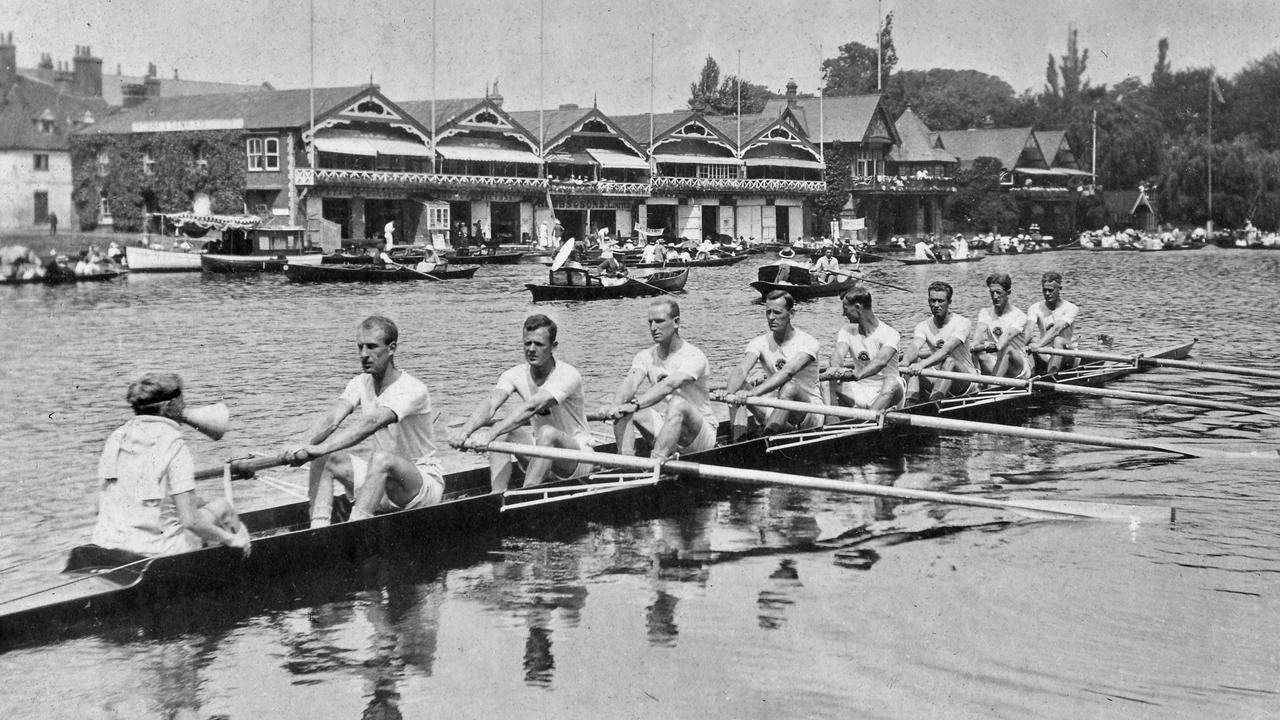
284, 264, 480, 282
899, 255, 985, 265
200, 255, 285, 273
1, 269, 126, 286
0, 341, 1193, 650
444, 250, 525, 264
750, 277, 856, 299
527, 268, 688, 301
633, 254, 748, 269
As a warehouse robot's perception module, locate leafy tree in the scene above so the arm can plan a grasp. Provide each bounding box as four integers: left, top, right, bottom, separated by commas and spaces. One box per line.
687, 56, 774, 114
883, 69, 1019, 130
1156, 134, 1280, 228
1220, 51, 1280, 150
945, 157, 1018, 232
822, 12, 897, 96
689, 56, 723, 114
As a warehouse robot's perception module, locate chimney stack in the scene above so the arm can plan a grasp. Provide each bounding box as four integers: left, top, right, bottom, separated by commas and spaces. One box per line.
36, 53, 54, 82
0, 32, 15, 97
785, 78, 798, 108
72, 44, 103, 97
54, 61, 74, 95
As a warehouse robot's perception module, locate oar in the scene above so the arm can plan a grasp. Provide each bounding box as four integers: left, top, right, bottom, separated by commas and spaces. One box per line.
912, 367, 1280, 419
1031, 347, 1280, 382
475, 439, 1173, 523
712, 392, 1277, 461
827, 268, 910, 293
193, 453, 289, 481
388, 259, 443, 281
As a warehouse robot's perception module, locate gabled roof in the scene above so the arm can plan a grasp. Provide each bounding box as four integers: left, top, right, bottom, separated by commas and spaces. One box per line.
0, 76, 109, 150
505, 106, 649, 157
762, 94, 894, 145
80, 86, 372, 135
1034, 129, 1080, 169
934, 127, 1043, 171
397, 98, 488, 132
404, 98, 539, 151
888, 108, 957, 165
702, 113, 775, 145
609, 111, 695, 149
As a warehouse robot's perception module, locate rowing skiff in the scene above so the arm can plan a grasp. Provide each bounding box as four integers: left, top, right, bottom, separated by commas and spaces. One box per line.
283, 263, 481, 283
526, 267, 688, 301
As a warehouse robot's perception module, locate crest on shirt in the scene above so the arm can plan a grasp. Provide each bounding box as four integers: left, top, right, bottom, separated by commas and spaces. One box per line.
774, 358, 786, 370
857, 351, 870, 362
656, 373, 668, 383
935, 339, 945, 350
993, 327, 1003, 338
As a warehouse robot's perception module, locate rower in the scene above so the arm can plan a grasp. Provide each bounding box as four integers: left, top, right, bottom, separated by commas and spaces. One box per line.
903, 280, 976, 402
452, 314, 594, 492
286, 316, 445, 528
414, 245, 443, 274
819, 286, 905, 411
810, 246, 839, 284
973, 272, 1030, 379
913, 238, 937, 261
596, 250, 628, 286
1026, 271, 1080, 374
94, 373, 250, 557
724, 290, 824, 437
601, 298, 719, 461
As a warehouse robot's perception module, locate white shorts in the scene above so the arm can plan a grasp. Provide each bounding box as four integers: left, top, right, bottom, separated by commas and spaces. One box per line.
504, 426, 596, 481
633, 407, 718, 454
349, 454, 446, 512
840, 376, 907, 409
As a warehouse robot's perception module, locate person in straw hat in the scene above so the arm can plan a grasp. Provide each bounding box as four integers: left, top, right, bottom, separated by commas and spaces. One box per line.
94, 373, 250, 557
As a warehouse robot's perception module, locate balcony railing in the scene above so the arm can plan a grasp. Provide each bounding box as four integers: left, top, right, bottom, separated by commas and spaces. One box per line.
549, 179, 651, 196
850, 175, 958, 193
294, 168, 547, 192
1008, 185, 1081, 197
650, 177, 827, 195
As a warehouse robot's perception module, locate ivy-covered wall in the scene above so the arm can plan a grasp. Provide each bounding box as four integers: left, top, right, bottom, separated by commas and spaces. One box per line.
70, 130, 248, 231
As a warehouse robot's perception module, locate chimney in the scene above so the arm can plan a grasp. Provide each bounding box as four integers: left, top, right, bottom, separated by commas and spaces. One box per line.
54, 61, 74, 95
0, 32, 15, 96
122, 83, 148, 108
489, 79, 503, 107
72, 44, 103, 97
36, 53, 54, 82
785, 78, 798, 108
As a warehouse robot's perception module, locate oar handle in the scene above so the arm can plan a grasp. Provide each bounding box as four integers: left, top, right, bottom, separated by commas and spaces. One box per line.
193, 453, 290, 481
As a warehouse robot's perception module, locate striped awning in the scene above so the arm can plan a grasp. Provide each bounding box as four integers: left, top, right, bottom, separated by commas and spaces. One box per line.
653, 153, 741, 166
743, 157, 824, 169
314, 135, 377, 156
545, 150, 596, 165
314, 135, 433, 157
588, 148, 649, 169
437, 145, 542, 164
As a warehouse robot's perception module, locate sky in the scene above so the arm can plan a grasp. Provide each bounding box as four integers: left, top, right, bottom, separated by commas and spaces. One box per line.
9, 0, 1280, 115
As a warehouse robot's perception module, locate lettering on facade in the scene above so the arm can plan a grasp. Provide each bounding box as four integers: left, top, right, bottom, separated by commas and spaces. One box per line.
132, 119, 245, 133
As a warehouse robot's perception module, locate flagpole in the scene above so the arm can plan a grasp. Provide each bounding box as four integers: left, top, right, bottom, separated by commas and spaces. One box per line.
1207, 68, 1214, 237
430, 0, 437, 172
308, 0, 315, 169
539, 0, 545, 161
1091, 108, 1097, 185
876, 0, 882, 92
736, 49, 742, 151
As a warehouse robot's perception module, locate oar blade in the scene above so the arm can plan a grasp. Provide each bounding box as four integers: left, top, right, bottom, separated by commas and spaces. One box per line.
1006, 498, 1175, 523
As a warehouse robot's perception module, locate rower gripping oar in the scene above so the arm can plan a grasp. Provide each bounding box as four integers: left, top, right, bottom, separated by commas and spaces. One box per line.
712, 392, 1278, 462
1031, 347, 1280, 382
472, 439, 1173, 523
911, 368, 1280, 419
193, 453, 289, 481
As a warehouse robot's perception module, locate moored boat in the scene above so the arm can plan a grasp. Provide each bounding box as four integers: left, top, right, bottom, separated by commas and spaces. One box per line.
526, 266, 688, 301
201, 253, 325, 273
283, 263, 480, 283
899, 254, 986, 265
0, 341, 1193, 649
124, 245, 204, 272
0, 268, 127, 286
749, 263, 856, 300
632, 253, 749, 269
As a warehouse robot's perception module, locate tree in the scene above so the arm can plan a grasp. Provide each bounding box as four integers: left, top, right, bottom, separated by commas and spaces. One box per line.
689, 56, 723, 114
945, 157, 1018, 232
1221, 51, 1280, 150
687, 56, 775, 115
883, 69, 1019, 130
822, 12, 897, 96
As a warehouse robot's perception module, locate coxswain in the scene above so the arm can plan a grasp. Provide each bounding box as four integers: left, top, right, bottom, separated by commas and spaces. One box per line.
973, 272, 1030, 379
1026, 271, 1080, 374
810, 246, 840, 283
601, 298, 719, 461
94, 373, 250, 557
286, 316, 445, 528
724, 290, 824, 436
818, 286, 905, 411
903, 280, 976, 402
451, 314, 595, 492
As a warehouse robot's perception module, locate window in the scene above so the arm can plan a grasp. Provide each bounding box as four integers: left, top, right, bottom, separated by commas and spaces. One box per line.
247, 138, 264, 171
696, 164, 735, 180
33, 154, 49, 171
194, 145, 207, 168
100, 195, 112, 220
33, 118, 55, 134
263, 138, 279, 170
142, 150, 155, 175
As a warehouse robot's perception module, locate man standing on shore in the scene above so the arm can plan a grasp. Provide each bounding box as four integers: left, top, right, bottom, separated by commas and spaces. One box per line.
452, 314, 595, 492
601, 298, 719, 461
287, 316, 444, 528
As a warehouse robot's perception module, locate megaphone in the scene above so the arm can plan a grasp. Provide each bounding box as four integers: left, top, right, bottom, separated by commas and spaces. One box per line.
182, 402, 230, 440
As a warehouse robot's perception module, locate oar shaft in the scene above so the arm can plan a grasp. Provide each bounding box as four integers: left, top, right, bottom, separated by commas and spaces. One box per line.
724, 394, 1199, 457
1033, 347, 1280, 381
194, 454, 288, 481
480, 440, 1169, 521
916, 368, 1280, 417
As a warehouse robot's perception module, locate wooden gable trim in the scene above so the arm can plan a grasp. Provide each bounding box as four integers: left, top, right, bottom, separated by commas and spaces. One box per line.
305, 88, 434, 146
435, 99, 540, 153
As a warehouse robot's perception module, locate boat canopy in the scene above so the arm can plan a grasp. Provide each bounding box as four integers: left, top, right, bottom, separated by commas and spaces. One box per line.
587, 148, 648, 169
163, 212, 262, 230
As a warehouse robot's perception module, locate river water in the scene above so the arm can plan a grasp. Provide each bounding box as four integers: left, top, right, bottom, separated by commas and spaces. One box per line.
1, 248, 1278, 718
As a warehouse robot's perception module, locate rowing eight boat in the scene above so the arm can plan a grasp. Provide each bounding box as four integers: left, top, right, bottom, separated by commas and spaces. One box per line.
0, 341, 1191, 650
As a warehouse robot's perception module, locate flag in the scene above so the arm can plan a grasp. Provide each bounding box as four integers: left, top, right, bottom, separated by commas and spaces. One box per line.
1211, 75, 1226, 105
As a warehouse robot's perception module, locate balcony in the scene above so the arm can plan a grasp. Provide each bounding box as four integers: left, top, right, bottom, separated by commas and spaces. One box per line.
850, 175, 958, 194
294, 168, 547, 193
549, 179, 651, 197
650, 177, 827, 195
1008, 185, 1082, 199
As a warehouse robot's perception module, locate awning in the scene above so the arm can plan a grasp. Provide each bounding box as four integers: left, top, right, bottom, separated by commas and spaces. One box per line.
437, 145, 542, 164
367, 137, 434, 157
1053, 168, 1095, 177
314, 136, 377, 156
588, 148, 649, 169
743, 157, 824, 169
1013, 167, 1057, 176
546, 150, 596, 165
653, 153, 741, 166
163, 212, 262, 230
